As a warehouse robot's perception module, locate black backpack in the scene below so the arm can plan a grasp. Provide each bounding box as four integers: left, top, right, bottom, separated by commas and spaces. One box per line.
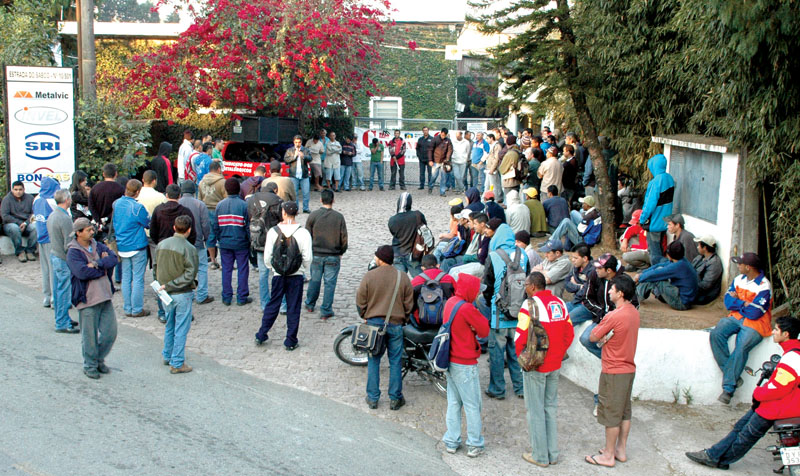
270, 226, 303, 276
514, 151, 530, 182
249, 194, 283, 251
417, 271, 446, 326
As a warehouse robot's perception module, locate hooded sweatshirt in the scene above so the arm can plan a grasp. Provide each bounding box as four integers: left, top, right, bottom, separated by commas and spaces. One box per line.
388, 192, 427, 255
198, 172, 226, 211
464, 188, 484, 214
151, 201, 197, 246
33, 177, 59, 244
639, 154, 674, 233
482, 223, 529, 329
505, 190, 531, 234
151, 142, 174, 193
443, 274, 490, 365
66, 238, 117, 309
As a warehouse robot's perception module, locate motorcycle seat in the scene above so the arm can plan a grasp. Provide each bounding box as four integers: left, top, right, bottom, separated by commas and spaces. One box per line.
774, 417, 800, 431
403, 325, 438, 345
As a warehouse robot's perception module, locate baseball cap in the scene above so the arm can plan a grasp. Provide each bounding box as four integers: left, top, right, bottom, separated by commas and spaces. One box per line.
538, 240, 564, 253
629, 209, 643, 225
731, 252, 762, 270
448, 197, 463, 207
455, 209, 472, 220
73, 217, 93, 233
483, 190, 495, 200
693, 234, 717, 247
523, 187, 538, 199
663, 213, 685, 225
593, 253, 618, 270
579, 195, 596, 207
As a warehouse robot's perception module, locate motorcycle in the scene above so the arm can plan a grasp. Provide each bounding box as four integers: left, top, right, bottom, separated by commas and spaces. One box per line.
745, 354, 800, 475
333, 323, 447, 397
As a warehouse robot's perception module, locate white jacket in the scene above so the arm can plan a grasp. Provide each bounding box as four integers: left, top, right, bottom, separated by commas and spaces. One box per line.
451, 137, 471, 164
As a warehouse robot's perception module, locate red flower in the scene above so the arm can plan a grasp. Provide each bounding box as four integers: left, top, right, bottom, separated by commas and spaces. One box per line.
408, 40, 417, 51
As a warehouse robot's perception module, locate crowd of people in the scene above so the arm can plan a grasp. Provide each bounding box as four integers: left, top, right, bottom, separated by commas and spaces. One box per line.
0, 124, 795, 471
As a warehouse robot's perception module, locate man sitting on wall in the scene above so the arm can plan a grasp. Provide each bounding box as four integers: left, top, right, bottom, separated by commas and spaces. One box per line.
633, 241, 698, 311
691, 234, 723, 305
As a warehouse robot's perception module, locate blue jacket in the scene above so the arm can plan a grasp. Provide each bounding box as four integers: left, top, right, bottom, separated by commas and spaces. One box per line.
112, 196, 150, 252
66, 239, 117, 307
639, 257, 698, 305
487, 224, 529, 329
193, 153, 212, 182
471, 139, 489, 164
33, 177, 60, 244
639, 154, 674, 233
213, 195, 250, 250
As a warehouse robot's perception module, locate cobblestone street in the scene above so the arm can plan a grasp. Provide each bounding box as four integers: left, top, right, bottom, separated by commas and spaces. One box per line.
3, 187, 770, 476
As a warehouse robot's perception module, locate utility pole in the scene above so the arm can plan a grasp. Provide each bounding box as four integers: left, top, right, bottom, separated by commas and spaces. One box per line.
76, 0, 96, 101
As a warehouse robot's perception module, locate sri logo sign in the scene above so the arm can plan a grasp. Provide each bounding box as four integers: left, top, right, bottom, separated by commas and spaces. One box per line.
4, 66, 76, 194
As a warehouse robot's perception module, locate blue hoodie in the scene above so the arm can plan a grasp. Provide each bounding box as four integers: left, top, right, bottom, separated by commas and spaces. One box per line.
639, 257, 698, 305
33, 177, 60, 244
487, 223, 529, 329
112, 195, 150, 252
639, 154, 674, 233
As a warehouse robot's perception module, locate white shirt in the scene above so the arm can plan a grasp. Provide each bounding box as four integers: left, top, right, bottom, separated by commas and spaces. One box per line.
451, 137, 470, 164
263, 223, 313, 276
177, 139, 193, 180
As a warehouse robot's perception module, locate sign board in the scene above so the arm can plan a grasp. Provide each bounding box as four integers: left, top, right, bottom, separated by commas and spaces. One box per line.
355, 127, 431, 163
444, 45, 462, 61
4, 66, 76, 194
466, 122, 488, 133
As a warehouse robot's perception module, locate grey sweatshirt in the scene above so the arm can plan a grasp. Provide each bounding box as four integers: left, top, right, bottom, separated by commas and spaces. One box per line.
46, 207, 73, 260
1, 192, 34, 225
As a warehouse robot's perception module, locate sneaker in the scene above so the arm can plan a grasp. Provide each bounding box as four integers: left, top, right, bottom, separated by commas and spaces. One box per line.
439, 192, 446, 197
484, 390, 505, 400
389, 186, 396, 190
379, 187, 385, 191
400, 186, 406, 190
445, 446, 459, 454
685, 450, 729, 470
83, 368, 101, 379
17, 253, 27, 263
365, 397, 378, 409
254, 334, 267, 346
467, 446, 484, 458
210, 261, 220, 270
222, 300, 231, 306
55, 327, 80, 334
158, 315, 167, 324
285, 344, 298, 351
26, 252, 37, 261
170, 364, 193, 374
198, 296, 215, 305
128, 310, 151, 318
389, 397, 406, 410
303, 209, 311, 214
237, 297, 253, 306
97, 363, 110, 374
428, 188, 433, 195
717, 391, 733, 404
43, 298, 51, 308
522, 452, 548, 467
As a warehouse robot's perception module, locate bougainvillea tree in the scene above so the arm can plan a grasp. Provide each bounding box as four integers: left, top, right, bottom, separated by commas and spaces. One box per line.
121, 0, 391, 119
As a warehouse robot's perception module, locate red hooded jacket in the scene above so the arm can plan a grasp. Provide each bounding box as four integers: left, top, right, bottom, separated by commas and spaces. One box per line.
754, 339, 800, 420
442, 274, 490, 365
515, 290, 574, 373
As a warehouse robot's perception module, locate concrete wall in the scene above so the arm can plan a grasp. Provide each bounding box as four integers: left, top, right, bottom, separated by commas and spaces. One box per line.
561, 322, 780, 406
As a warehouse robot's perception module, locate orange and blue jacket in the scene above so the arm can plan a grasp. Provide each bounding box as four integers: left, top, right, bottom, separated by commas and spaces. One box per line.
724, 272, 772, 337
754, 339, 800, 420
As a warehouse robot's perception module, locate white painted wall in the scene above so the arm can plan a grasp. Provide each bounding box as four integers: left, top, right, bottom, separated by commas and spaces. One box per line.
561, 322, 781, 406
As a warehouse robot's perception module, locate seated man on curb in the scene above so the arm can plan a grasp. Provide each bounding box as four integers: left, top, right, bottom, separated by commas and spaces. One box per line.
664, 213, 699, 263
515, 230, 543, 269
620, 209, 649, 272
448, 213, 491, 279
710, 252, 772, 404
691, 234, 723, 305
410, 254, 456, 329
548, 195, 602, 249
564, 243, 592, 299
541, 185, 569, 234
531, 239, 572, 299
633, 241, 698, 311
686, 317, 800, 470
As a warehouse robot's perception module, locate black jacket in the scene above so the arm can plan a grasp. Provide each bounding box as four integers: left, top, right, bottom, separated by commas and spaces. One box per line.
416, 135, 434, 164
388, 210, 426, 255
150, 201, 196, 245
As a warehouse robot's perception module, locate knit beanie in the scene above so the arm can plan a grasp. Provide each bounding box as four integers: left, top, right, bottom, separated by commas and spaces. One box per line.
375, 245, 394, 265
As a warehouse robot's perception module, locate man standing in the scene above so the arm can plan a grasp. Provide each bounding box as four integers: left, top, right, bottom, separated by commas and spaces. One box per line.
198, 160, 227, 269
585, 275, 640, 468
356, 245, 414, 410
323, 132, 342, 191
339, 136, 356, 192
388, 192, 427, 277
441, 274, 490, 458
451, 131, 470, 194
239, 165, 267, 200
213, 179, 251, 306
89, 163, 125, 240
388, 129, 407, 191
428, 128, 453, 196
179, 181, 213, 305
537, 146, 563, 196
686, 317, 800, 470
177, 129, 193, 184
368, 138, 385, 191
304, 189, 347, 320
664, 213, 699, 263
710, 252, 772, 404
113, 179, 151, 318
46, 189, 78, 333
33, 177, 59, 307
470, 132, 489, 191
692, 235, 723, 305
264, 160, 296, 203
484, 133, 503, 203
634, 241, 698, 311
638, 154, 675, 265
416, 127, 433, 190
516, 272, 573, 467
155, 215, 198, 374
498, 136, 523, 197
66, 218, 119, 379
137, 170, 167, 217
1, 180, 37, 262
193, 142, 214, 183
247, 181, 283, 310
284, 135, 312, 213
255, 201, 313, 350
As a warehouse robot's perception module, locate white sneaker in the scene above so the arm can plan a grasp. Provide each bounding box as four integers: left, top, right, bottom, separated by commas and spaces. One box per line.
445, 446, 458, 454
467, 446, 484, 458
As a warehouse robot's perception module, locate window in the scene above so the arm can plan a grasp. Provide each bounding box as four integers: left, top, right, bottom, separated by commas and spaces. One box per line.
369, 96, 402, 130
669, 146, 722, 224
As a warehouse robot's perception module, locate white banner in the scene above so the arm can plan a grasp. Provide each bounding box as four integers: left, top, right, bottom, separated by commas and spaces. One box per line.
354, 127, 430, 163
4, 66, 76, 194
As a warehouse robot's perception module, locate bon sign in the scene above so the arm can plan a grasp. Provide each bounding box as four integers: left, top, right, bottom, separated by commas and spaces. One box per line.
4, 66, 76, 193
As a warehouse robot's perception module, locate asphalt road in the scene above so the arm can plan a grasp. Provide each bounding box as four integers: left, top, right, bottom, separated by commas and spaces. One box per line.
0, 276, 454, 476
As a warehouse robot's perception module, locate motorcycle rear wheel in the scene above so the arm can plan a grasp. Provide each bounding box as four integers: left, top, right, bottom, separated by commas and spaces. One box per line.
429, 370, 447, 397
789, 464, 800, 476
334, 332, 369, 366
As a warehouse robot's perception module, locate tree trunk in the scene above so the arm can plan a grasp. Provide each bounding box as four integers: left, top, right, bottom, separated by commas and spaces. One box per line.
555, 0, 616, 249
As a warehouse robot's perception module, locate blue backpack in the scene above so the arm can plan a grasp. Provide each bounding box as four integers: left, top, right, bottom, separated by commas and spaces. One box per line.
441, 236, 465, 259
428, 300, 467, 372
417, 271, 446, 326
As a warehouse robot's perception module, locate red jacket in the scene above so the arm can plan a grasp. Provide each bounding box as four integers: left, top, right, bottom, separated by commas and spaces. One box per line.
754, 339, 800, 420
411, 268, 456, 327
515, 290, 574, 373
442, 274, 490, 365
388, 137, 406, 166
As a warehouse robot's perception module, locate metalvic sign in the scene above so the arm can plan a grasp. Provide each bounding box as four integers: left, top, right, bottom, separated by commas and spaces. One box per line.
4, 66, 76, 193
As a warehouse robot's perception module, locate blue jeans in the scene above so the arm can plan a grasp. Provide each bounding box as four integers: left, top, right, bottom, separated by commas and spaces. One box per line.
257, 251, 271, 310
121, 248, 147, 314
206, 209, 217, 249
637, 280, 688, 310
429, 164, 447, 194
451, 162, 467, 192
78, 300, 117, 371
50, 255, 73, 330
351, 162, 365, 189
710, 316, 764, 394
162, 292, 193, 368
488, 327, 523, 397
444, 363, 484, 450
194, 246, 209, 302
647, 230, 665, 265
290, 176, 310, 212
467, 164, 479, 189
339, 165, 353, 190
304, 255, 341, 317
3, 222, 37, 255
257, 274, 304, 347
551, 211, 583, 248
393, 252, 421, 278
369, 162, 384, 189
566, 302, 602, 358
418, 161, 431, 188
220, 248, 250, 303
705, 409, 772, 466
580, 322, 602, 359
366, 318, 404, 402
446, 170, 455, 189
523, 369, 560, 465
